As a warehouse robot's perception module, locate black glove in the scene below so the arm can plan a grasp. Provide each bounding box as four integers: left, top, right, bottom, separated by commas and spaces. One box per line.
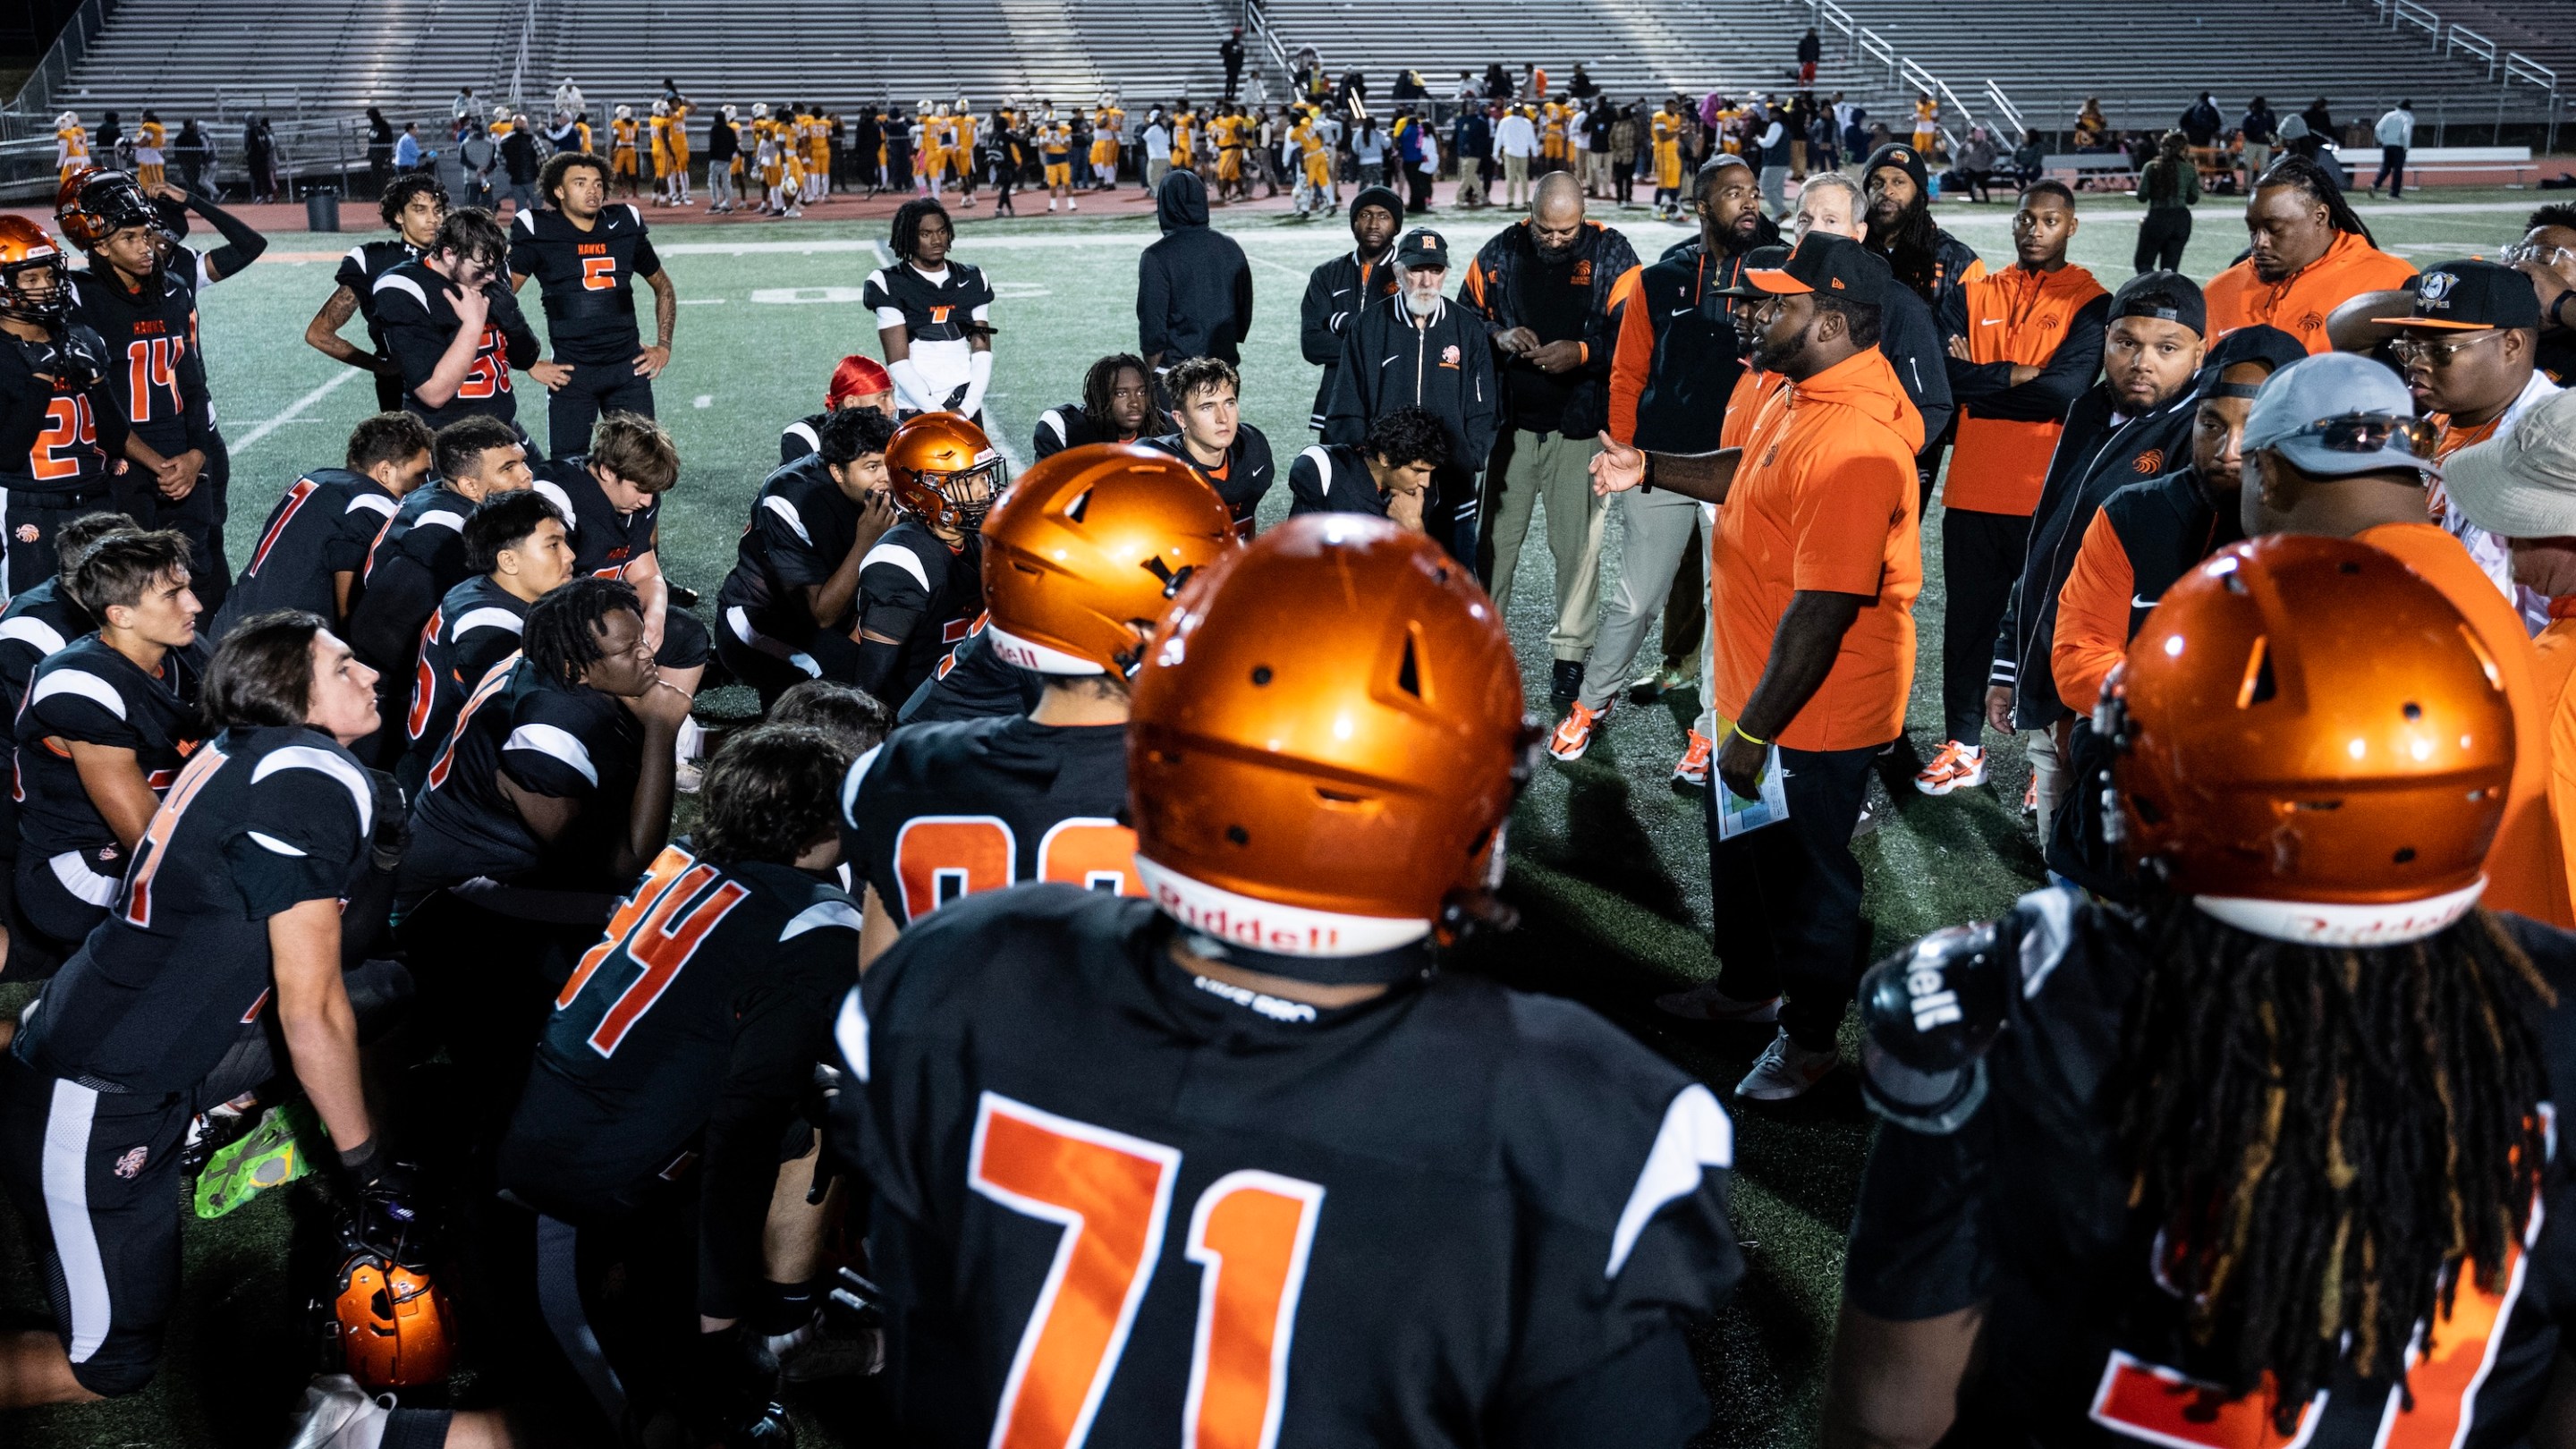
365, 770, 411, 875
337, 1137, 419, 1250
682, 1324, 788, 1447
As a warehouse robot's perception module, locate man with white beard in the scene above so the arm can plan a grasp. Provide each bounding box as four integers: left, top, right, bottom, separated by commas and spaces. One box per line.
1324, 227, 1499, 562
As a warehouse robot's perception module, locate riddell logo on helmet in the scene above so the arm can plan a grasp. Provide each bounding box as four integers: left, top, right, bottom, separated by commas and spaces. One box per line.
1152, 877, 1347, 953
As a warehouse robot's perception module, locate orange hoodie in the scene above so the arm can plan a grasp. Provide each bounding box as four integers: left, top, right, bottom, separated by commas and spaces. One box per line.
1946, 263, 2109, 514
2205, 230, 2417, 353
1708, 346, 1926, 752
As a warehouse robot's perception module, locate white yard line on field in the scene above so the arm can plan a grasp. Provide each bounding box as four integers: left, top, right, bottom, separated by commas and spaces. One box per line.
229, 368, 366, 452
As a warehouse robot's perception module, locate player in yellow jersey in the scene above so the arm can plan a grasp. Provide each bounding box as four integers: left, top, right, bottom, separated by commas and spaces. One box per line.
489, 105, 514, 140
951, 99, 979, 209
805, 106, 831, 203
1650, 98, 1684, 219
131, 111, 165, 191
1292, 106, 1333, 216
1913, 93, 1939, 155
776, 123, 805, 217
917, 101, 947, 199
666, 95, 693, 206
1172, 100, 1196, 172
753, 103, 786, 211
609, 106, 640, 196
648, 99, 674, 205
1038, 105, 1076, 212
1216, 105, 1249, 201
1090, 95, 1122, 191
1542, 99, 1568, 169
54, 112, 88, 186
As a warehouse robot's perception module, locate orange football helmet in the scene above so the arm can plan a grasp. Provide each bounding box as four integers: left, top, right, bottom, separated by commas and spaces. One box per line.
55, 166, 157, 252
2105, 533, 2512, 946
1127, 514, 1536, 962
0, 217, 71, 326
326, 1242, 456, 1389
886, 412, 1007, 531
979, 443, 1238, 677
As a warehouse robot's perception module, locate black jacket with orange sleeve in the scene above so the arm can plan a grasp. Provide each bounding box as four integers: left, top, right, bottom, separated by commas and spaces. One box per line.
2049, 465, 2239, 716
1606, 236, 1761, 453
1461, 217, 1640, 439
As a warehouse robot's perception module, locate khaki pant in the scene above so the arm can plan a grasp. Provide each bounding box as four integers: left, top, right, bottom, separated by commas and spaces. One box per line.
1479, 428, 1606, 662
1502, 150, 1531, 206
1454, 163, 1487, 207
2029, 724, 2071, 845
1587, 151, 1614, 194
1146, 157, 1171, 191
2241, 140, 2271, 183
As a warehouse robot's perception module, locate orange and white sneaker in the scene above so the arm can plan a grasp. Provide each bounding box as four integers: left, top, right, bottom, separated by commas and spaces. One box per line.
1670, 729, 1713, 792
1547, 699, 1606, 761
1912, 741, 1988, 796
2022, 775, 2038, 815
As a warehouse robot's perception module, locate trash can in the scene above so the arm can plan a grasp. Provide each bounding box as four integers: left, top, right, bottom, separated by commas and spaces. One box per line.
305, 189, 341, 233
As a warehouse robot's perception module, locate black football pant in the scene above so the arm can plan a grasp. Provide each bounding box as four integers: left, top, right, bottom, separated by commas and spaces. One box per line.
716, 604, 863, 710
1705, 740, 1881, 1053
0, 483, 119, 597
547, 360, 656, 461
1939, 507, 2029, 748
2134, 208, 2191, 274
10, 838, 124, 982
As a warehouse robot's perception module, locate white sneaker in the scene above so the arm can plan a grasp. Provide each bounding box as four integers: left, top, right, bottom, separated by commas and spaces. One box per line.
1047, 198, 1057, 211
1067, 199, 1077, 211
1655, 982, 1781, 1022
1736, 1028, 1840, 1101
284, 1374, 394, 1449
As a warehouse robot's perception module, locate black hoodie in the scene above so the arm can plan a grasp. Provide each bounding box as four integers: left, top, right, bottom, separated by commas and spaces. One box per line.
1297, 185, 1405, 428
1137, 171, 1253, 366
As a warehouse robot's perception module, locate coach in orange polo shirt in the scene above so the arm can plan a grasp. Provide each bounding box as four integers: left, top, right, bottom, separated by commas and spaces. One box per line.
1591, 232, 1924, 1101
2241, 352, 2571, 928
2204, 155, 2415, 353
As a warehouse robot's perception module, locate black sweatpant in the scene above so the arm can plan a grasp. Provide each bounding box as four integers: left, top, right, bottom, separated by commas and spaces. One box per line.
547, 359, 655, 460
1939, 506, 2030, 748
0, 483, 119, 596
2373, 144, 2407, 197
2134, 208, 2192, 274
1705, 740, 1881, 1052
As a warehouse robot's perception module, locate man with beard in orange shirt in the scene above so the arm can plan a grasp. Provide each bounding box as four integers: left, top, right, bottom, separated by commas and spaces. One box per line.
2205, 155, 2414, 353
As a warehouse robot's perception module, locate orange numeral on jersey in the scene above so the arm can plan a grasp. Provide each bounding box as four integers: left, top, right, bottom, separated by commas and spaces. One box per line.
123, 336, 182, 424
424, 653, 518, 791
572, 855, 749, 1057
122, 741, 228, 928
405, 606, 444, 741
580, 255, 618, 291
30, 394, 94, 481
894, 814, 1014, 920
970, 1094, 1323, 1449
1037, 818, 1142, 897
456, 326, 511, 400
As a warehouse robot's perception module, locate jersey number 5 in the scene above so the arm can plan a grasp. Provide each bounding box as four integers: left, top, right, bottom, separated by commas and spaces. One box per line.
580, 255, 618, 291
970, 1093, 1322, 1449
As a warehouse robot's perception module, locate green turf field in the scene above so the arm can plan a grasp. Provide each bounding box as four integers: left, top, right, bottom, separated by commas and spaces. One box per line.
0, 186, 2558, 1447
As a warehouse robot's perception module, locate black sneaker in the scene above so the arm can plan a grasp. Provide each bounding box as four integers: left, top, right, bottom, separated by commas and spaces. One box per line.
1549, 659, 1585, 708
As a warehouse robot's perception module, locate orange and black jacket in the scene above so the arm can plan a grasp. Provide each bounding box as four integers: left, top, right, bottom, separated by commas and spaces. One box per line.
1460, 218, 1640, 439
1607, 233, 1773, 453
2049, 465, 2240, 718
1937, 266, 2110, 516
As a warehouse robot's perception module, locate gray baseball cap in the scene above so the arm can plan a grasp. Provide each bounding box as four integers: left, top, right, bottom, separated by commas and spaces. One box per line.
2241, 352, 2440, 481
2443, 386, 2576, 538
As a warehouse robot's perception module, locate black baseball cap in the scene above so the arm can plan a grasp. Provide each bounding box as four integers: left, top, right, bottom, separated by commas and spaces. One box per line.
1744, 232, 1890, 307
2386, 259, 2541, 332
2109, 269, 2207, 338
1712, 244, 1790, 298
1394, 227, 1451, 270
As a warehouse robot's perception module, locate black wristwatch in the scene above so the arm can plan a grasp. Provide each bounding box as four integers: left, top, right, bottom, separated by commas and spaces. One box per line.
2551, 288, 2574, 333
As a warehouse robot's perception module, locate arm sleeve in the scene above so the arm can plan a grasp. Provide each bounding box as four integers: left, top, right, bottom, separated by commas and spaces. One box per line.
760, 495, 834, 591
373, 286, 447, 394
1286, 449, 1328, 514
186, 193, 267, 276
1462, 325, 1501, 462
345, 558, 436, 674
493, 288, 541, 370
1970, 294, 2112, 422
1322, 323, 1368, 447
1991, 578, 2024, 690
2050, 510, 2136, 718
86, 371, 130, 462
852, 558, 930, 695
1842, 1104, 1996, 1321
1233, 252, 1255, 342
1606, 267, 1654, 448
1136, 254, 1172, 360
505, 224, 540, 284
698, 929, 856, 1318
1580, 250, 1640, 382
1299, 266, 1343, 366
323, 498, 393, 577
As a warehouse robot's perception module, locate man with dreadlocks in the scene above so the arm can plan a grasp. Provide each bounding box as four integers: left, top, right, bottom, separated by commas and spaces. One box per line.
1030, 352, 1157, 460
1825, 530, 2576, 1449
2206, 156, 2416, 355
863, 198, 995, 421
1860, 142, 1983, 504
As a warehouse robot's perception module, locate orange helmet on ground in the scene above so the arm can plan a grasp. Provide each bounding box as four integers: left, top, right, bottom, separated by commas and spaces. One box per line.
326, 1243, 456, 1389
54, 166, 157, 252
2105, 533, 2512, 946
0, 217, 72, 326
886, 412, 1006, 531
979, 443, 1238, 677
1127, 514, 1535, 964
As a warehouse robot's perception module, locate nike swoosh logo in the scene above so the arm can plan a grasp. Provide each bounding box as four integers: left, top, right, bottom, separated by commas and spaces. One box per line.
1979, 318, 2002, 326
1672, 306, 1695, 316
1332, 288, 1351, 297
2131, 595, 2158, 608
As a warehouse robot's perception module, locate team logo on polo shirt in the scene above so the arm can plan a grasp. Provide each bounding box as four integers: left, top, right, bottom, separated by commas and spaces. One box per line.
2134, 448, 2165, 475
1572, 258, 1593, 286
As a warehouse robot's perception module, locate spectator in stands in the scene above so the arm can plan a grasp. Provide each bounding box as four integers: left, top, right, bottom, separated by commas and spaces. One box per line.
2072, 97, 2108, 153
365, 108, 394, 195
2207, 156, 2415, 352
1142, 109, 1173, 191
1609, 104, 1640, 207
244, 116, 276, 203
2135, 131, 2200, 274
2508, 204, 2576, 386
172, 120, 210, 192
2370, 99, 2415, 199
1952, 127, 1998, 204
1452, 106, 1493, 208
1138, 170, 1252, 372
2010, 129, 2043, 188
453, 85, 477, 123
457, 123, 496, 210
1797, 28, 1823, 88
1484, 62, 1512, 101
1462, 172, 1639, 708
1351, 117, 1386, 188
2179, 93, 2223, 149
2302, 97, 2335, 143
393, 123, 425, 175
1221, 29, 1245, 103
2240, 96, 2277, 189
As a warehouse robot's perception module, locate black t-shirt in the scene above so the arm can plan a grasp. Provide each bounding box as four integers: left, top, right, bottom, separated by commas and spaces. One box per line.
840, 713, 1134, 927
13, 725, 374, 1095
506, 204, 662, 366
1141, 424, 1274, 537
534, 456, 661, 581
1844, 889, 2576, 1447
837, 887, 1744, 1446
853, 521, 982, 705
0, 323, 122, 493
66, 265, 213, 458
334, 236, 423, 354
402, 654, 644, 897
372, 258, 539, 429
896, 620, 1044, 725
219, 467, 402, 631
716, 453, 861, 649
401, 572, 530, 767
1504, 249, 1589, 433
15, 634, 207, 882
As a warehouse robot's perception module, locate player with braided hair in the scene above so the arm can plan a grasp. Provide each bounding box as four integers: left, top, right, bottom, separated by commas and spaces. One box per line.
2205, 154, 2416, 354
1827, 533, 2576, 1449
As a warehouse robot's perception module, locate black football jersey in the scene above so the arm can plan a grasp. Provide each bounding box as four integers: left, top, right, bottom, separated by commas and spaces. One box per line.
402, 573, 530, 766
534, 456, 660, 581
1143, 425, 1274, 536
403, 653, 644, 896
716, 453, 862, 649
1843, 888, 2576, 1447
506, 204, 662, 366
1285, 442, 1391, 518
12, 724, 374, 1095
334, 237, 423, 352
0, 581, 95, 858
1030, 400, 1123, 461
840, 714, 1136, 928
372, 258, 538, 429
65, 266, 212, 459
780, 411, 827, 466
861, 261, 994, 411
219, 467, 402, 630
854, 522, 982, 706
897, 619, 1044, 725
839, 887, 1745, 1447
500, 840, 859, 1208
346, 483, 476, 675
15, 634, 206, 884
0, 323, 120, 494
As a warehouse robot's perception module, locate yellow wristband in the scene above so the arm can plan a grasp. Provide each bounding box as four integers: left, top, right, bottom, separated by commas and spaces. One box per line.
1732, 722, 1767, 748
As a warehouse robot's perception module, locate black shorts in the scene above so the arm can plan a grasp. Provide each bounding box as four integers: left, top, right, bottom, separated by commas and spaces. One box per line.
0, 1055, 191, 1396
